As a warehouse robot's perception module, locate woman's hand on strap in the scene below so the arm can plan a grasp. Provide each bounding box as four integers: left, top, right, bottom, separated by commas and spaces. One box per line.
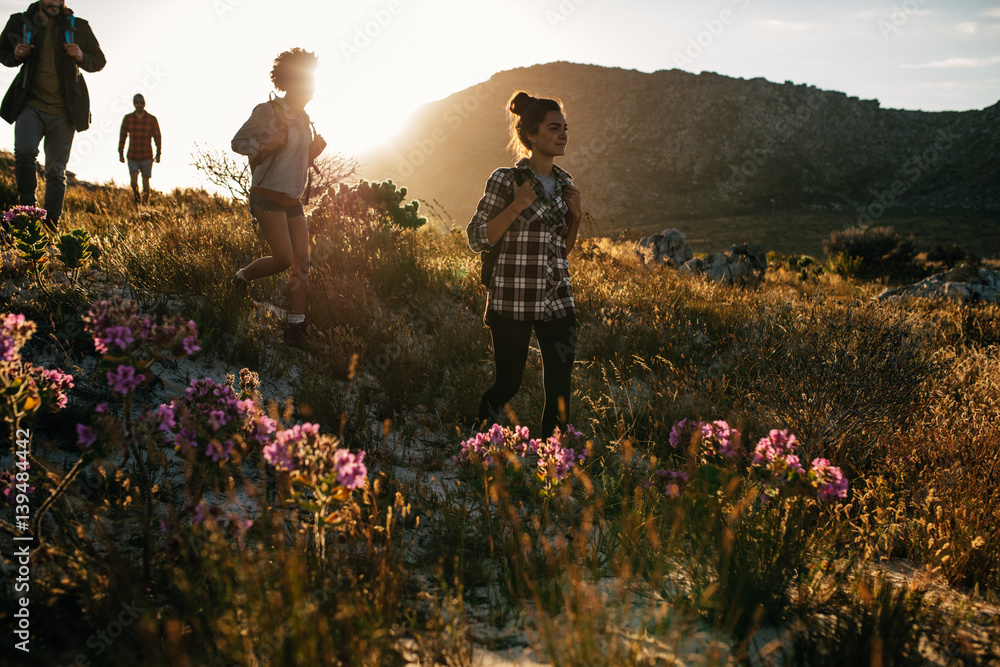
563, 183, 582, 222
512, 180, 537, 213
259, 131, 286, 154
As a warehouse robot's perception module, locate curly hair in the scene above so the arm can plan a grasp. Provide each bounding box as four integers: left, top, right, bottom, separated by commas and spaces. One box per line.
269, 48, 319, 92
507, 91, 563, 158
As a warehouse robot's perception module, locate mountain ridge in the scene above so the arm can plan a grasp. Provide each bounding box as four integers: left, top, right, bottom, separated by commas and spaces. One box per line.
360, 61, 1000, 234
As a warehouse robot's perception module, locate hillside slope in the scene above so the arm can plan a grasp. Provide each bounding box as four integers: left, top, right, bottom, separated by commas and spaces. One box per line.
360, 62, 1000, 233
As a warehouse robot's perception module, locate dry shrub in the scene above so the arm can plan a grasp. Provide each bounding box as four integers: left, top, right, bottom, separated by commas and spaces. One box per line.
889, 346, 1000, 587
729, 297, 938, 473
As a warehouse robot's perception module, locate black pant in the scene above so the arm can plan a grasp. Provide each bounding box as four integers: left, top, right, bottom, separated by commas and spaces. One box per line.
478, 310, 576, 438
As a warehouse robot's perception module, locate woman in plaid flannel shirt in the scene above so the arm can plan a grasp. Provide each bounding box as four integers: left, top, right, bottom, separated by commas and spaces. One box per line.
467, 91, 584, 438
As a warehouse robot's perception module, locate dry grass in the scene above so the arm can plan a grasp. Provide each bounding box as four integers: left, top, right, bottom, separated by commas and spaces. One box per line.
1, 175, 998, 665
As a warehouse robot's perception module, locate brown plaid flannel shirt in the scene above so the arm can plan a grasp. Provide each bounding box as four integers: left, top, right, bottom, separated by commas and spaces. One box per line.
118, 111, 161, 162
467, 158, 575, 322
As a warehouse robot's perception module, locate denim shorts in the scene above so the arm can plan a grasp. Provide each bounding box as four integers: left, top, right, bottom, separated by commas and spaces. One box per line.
128, 159, 153, 178
249, 191, 304, 219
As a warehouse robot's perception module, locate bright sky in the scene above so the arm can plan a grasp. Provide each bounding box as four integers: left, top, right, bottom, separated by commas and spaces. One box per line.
0, 0, 997, 193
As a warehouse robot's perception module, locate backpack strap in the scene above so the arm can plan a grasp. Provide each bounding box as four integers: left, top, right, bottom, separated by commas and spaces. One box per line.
21, 13, 33, 46
64, 15, 76, 45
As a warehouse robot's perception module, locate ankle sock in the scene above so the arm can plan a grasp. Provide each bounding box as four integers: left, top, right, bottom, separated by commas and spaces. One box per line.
235, 269, 250, 283
286, 313, 305, 325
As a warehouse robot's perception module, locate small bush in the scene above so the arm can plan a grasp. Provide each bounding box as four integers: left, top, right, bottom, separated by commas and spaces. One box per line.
824, 225, 919, 280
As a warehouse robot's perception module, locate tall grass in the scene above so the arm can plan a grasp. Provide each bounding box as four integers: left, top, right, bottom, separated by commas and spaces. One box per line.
1, 172, 998, 665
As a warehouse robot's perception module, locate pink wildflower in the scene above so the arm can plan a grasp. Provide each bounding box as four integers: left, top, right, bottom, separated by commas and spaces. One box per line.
333, 449, 367, 489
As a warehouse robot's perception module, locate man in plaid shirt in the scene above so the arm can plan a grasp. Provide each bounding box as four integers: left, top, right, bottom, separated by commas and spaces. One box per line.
118, 93, 161, 205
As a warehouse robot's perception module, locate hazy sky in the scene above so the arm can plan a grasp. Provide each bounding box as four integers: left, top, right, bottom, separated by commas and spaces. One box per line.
0, 0, 997, 193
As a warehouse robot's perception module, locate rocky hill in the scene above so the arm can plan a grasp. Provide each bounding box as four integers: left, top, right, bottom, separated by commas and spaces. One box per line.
360, 62, 1000, 233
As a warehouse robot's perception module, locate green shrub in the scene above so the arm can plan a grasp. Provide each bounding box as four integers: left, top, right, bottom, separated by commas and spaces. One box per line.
824, 225, 918, 280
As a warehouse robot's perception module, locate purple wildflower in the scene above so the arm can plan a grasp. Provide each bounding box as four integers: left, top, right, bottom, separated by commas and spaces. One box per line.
3, 205, 47, 224
205, 438, 233, 462
207, 409, 228, 431
106, 365, 144, 394
155, 404, 176, 432
96, 325, 134, 353
174, 427, 198, 451
263, 440, 293, 471
76, 424, 97, 449
182, 336, 200, 356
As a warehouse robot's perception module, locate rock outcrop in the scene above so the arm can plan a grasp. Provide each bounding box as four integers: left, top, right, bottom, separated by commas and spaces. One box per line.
875, 265, 1000, 304
680, 243, 768, 288
637, 229, 768, 287
638, 228, 694, 266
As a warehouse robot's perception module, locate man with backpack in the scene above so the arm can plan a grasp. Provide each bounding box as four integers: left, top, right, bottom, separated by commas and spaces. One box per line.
118, 93, 161, 206
0, 0, 106, 232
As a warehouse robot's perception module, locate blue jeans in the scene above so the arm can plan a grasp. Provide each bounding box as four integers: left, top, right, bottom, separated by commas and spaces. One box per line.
14, 106, 76, 225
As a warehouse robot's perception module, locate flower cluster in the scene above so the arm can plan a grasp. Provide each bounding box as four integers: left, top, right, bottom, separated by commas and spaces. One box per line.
83, 299, 201, 395
453, 423, 540, 467
263, 422, 367, 490
161, 500, 255, 556
810, 457, 850, 502
164, 377, 277, 463
454, 424, 587, 494
261, 422, 368, 524
2, 313, 75, 422
645, 469, 689, 499
74, 370, 277, 465
1, 313, 36, 362
3, 205, 47, 226
751, 429, 849, 503
534, 425, 586, 487
38, 367, 74, 409
669, 418, 742, 461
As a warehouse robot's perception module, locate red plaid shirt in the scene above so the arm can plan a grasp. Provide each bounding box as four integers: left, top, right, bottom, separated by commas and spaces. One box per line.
467, 158, 575, 322
118, 111, 161, 162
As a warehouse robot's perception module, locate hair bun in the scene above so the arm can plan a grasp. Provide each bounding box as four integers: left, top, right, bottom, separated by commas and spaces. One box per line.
509, 91, 535, 117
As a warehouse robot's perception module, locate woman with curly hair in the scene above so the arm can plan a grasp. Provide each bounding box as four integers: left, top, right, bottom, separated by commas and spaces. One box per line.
467, 91, 584, 438
232, 48, 327, 342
